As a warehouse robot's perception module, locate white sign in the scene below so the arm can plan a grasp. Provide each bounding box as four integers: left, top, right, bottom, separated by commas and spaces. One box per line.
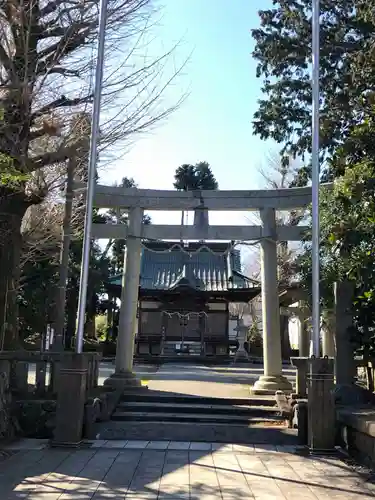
45, 325, 54, 350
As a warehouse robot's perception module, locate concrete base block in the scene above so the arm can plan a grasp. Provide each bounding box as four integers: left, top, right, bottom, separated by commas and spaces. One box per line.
334, 384, 374, 406
103, 370, 142, 390
307, 357, 335, 452
252, 375, 293, 395
53, 354, 88, 447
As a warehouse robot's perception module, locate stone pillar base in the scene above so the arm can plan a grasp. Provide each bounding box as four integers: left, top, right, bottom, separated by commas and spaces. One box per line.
252, 375, 293, 395
104, 370, 142, 390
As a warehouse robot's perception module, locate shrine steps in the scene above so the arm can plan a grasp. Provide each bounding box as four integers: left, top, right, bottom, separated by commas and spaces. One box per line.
111, 412, 284, 425
96, 421, 297, 444
120, 391, 276, 407
161, 341, 202, 357
134, 355, 231, 365
112, 392, 283, 425
114, 401, 280, 418
94, 391, 296, 444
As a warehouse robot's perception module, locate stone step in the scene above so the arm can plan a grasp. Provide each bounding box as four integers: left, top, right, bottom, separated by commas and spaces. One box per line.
116, 401, 279, 416
121, 391, 276, 407
95, 421, 296, 444
111, 411, 285, 424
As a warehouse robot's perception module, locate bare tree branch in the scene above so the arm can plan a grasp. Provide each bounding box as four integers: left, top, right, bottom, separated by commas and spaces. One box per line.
31, 95, 93, 122
0, 0, 188, 171
27, 148, 72, 171
0, 0, 189, 346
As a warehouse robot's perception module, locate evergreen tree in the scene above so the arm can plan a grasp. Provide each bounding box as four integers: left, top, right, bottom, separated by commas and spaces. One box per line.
174, 162, 218, 190
252, 2, 375, 354
252, 0, 375, 180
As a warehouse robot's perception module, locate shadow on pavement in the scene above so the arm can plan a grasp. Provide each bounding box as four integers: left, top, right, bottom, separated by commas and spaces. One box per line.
2, 445, 374, 499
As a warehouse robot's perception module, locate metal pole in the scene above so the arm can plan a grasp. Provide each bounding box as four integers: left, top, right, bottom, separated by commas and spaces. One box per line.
75, 0, 108, 354
311, 0, 320, 357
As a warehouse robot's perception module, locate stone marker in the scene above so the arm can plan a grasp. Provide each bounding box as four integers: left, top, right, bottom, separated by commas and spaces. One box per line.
291, 357, 308, 398
52, 353, 88, 447
307, 356, 335, 452
334, 281, 356, 387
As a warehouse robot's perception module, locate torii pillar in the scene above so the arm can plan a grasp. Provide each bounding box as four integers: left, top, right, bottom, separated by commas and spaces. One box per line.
104, 206, 143, 389
253, 207, 293, 394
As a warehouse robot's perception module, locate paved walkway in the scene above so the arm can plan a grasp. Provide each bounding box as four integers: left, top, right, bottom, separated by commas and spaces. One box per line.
144, 364, 264, 398
19, 363, 367, 498
1, 440, 374, 499
28, 362, 296, 398
135, 363, 295, 398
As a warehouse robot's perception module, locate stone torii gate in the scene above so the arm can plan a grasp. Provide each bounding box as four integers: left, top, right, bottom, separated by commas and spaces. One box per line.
91, 184, 318, 394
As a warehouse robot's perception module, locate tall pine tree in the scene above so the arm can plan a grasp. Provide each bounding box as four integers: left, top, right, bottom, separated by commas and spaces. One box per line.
174, 162, 218, 191
252, 0, 375, 179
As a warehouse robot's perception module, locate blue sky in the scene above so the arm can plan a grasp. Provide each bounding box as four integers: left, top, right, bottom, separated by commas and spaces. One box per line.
101, 0, 275, 227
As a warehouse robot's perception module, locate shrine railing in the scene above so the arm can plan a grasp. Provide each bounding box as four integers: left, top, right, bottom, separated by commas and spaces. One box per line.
292, 356, 375, 399
0, 351, 101, 397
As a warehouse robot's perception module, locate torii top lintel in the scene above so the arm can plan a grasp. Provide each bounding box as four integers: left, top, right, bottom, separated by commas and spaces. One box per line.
93, 183, 332, 211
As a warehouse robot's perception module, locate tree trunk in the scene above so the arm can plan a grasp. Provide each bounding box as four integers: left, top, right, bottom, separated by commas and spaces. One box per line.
280, 314, 291, 360
85, 316, 96, 339
0, 196, 28, 350
85, 292, 97, 339
65, 278, 79, 349
53, 157, 75, 349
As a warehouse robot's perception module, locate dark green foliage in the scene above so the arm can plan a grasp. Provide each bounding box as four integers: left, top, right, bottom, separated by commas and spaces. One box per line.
252, 0, 375, 179
174, 162, 218, 191
298, 154, 375, 356
252, 1, 375, 354
19, 254, 59, 340
18, 174, 152, 345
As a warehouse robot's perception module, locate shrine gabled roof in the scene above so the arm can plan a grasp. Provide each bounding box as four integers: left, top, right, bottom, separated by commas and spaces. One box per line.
107, 241, 259, 293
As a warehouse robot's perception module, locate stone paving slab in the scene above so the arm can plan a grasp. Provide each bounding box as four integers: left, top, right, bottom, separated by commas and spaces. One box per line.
0, 440, 375, 499
2, 439, 297, 452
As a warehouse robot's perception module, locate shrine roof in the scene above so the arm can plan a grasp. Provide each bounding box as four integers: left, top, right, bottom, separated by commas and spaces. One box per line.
107, 241, 259, 293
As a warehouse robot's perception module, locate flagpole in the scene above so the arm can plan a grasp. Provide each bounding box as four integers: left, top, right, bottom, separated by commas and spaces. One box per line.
75, 0, 108, 354
311, 0, 320, 357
